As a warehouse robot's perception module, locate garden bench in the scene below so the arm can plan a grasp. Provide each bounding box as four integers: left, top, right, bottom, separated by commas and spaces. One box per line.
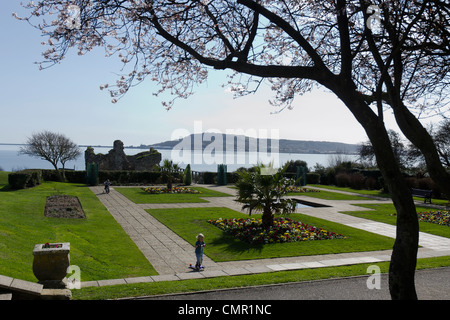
411, 188, 432, 204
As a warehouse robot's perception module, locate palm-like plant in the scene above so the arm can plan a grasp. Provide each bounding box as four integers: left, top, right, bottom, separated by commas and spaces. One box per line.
159, 159, 180, 191
235, 163, 297, 229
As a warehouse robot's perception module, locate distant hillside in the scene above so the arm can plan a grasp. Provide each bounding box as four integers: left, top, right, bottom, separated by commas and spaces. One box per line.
148, 133, 359, 154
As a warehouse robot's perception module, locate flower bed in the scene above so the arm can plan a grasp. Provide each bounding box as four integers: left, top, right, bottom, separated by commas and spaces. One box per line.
208, 217, 346, 244
286, 186, 320, 193
142, 186, 201, 194
417, 210, 449, 226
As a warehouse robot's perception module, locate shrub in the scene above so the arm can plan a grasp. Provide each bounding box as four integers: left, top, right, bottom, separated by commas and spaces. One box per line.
364, 176, 379, 190
335, 172, 350, 187
349, 172, 365, 190
8, 169, 42, 189
202, 171, 216, 184
98, 170, 161, 185
8, 172, 30, 189
226, 172, 240, 184
404, 177, 443, 199
183, 164, 192, 185
306, 172, 320, 184
41, 169, 87, 183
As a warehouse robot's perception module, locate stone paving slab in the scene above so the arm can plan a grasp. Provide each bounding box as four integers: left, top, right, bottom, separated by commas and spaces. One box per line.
0, 293, 12, 300
84, 184, 450, 288
151, 275, 180, 282
0, 275, 14, 289
9, 279, 43, 296
97, 279, 127, 287
176, 272, 205, 280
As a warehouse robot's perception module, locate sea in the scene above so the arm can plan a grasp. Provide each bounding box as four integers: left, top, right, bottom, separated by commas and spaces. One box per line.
0, 144, 358, 173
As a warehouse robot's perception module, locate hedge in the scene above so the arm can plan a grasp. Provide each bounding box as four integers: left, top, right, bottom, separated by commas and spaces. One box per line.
8, 169, 42, 189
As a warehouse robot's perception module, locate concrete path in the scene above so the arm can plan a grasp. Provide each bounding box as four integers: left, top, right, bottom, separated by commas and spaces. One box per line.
83, 185, 450, 288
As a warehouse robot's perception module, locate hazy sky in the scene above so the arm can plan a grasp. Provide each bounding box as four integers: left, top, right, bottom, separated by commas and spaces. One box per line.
0, 2, 437, 147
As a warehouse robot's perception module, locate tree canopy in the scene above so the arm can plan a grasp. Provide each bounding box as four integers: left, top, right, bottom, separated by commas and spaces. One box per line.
20, 131, 81, 181
18, 0, 450, 114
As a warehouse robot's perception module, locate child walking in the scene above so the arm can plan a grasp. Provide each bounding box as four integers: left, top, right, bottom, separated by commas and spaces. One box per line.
194, 233, 205, 270
104, 179, 111, 194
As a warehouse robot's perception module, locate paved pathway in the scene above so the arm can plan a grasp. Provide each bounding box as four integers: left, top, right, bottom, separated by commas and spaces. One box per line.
82, 185, 450, 288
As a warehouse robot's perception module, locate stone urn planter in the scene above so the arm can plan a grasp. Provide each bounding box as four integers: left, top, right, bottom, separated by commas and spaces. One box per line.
32, 242, 70, 288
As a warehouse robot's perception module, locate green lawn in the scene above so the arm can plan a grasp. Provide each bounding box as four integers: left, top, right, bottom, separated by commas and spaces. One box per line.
343, 203, 450, 238
0, 179, 157, 282
146, 207, 395, 262
0, 171, 8, 186
309, 184, 449, 205
309, 184, 391, 198
288, 189, 370, 201
115, 186, 232, 203
2, 174, 449, 300
73, 256, 450, 300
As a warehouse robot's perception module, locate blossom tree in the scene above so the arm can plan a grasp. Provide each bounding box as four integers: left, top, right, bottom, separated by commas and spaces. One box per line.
18, 0, 450, 299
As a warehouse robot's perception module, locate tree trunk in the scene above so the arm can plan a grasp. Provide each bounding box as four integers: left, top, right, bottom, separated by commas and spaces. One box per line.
330, 80, 419, 299
391, 103, 450, 198
367, 127, 419, 300
51, 162, 64, 182
262, 205, 273, 229
61, 164, 67, 182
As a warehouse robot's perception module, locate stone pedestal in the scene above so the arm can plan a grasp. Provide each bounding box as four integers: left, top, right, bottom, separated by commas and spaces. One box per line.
32, 243, 70, 289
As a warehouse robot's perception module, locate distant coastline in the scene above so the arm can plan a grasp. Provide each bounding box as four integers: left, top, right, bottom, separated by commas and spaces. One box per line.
0, 134, 360, 155
0, 142, 359, 172
134, 133, 360, 155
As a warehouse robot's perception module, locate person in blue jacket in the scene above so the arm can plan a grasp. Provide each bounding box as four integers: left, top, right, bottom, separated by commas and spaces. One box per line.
194, 233, 205, 270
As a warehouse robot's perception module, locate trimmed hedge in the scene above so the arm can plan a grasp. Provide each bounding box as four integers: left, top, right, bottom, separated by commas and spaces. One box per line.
98, 170, 162, 185
8, 170, 42, 189
306, 172, 320, 184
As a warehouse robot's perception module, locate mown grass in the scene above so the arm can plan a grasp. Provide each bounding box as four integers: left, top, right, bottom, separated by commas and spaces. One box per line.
0, 178, 157, 282
343, 203, 450, 238
2, 174, 449, 300
309, 184, 449, 205
146, 207, 395, 262
115, 186, 232, 203
72, 256, 450, 300
308, 184, 391, 198
288, 189, 369, 201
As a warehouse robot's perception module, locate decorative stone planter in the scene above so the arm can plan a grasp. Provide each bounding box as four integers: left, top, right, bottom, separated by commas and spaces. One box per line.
32, 242, 70, 288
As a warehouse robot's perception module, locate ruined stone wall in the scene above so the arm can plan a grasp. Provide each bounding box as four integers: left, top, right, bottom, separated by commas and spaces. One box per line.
85, 140, 161, 171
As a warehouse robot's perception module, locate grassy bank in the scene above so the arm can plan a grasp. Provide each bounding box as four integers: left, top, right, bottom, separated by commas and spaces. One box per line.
0, 179, 156, 281
147, 207, 394, 261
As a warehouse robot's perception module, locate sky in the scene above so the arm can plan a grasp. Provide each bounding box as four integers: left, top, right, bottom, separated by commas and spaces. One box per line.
0, 2, 439, 148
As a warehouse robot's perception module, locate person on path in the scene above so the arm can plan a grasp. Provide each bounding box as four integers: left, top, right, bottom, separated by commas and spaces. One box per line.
194, 233, 205, 270
104, 179, 111, 194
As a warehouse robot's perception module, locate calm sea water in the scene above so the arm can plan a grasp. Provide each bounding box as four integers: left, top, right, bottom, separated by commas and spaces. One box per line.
0, 144, 357, 172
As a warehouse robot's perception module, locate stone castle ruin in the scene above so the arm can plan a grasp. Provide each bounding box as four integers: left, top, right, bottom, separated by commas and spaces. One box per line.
85, 140, 161, 171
